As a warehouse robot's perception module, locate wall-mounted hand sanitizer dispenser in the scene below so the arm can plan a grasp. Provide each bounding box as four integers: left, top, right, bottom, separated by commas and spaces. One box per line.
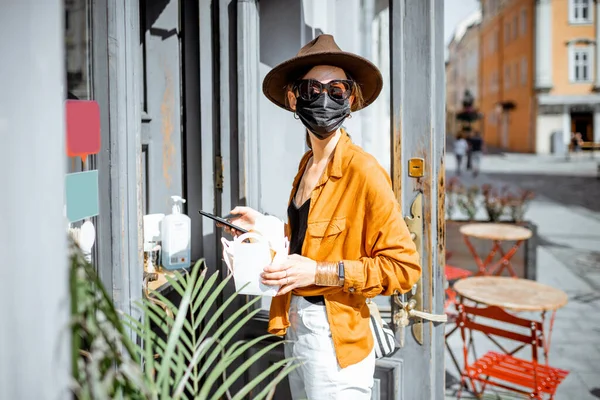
161, 196, 191, 270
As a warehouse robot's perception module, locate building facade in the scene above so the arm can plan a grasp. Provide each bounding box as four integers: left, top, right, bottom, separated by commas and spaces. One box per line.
479, 0, 600, 153
446, 10, 482, 136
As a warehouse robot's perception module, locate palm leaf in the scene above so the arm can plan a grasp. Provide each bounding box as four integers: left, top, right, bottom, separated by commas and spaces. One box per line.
199, 340, 288, 400
71, 247, 295, 399
249, 360, 298, 400
233, 359, 298, 400
155, 277, 194, 398
195, 306, 263, 379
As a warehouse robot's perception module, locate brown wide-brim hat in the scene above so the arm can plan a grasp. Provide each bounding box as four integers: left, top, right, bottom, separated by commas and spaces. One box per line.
263, 34, 383, 111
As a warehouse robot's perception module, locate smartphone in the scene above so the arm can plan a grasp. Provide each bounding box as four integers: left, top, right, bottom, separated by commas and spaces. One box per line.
198, 210, 249, 234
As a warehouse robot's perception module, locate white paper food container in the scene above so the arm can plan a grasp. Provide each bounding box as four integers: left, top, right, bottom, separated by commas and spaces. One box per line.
221, 232, 280, 296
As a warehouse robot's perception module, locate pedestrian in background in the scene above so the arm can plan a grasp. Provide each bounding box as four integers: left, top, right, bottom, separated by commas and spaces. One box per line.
469, 131, 484, 177
571, 132, 583, 153
465, 132, 473, 170
453, 134, 468, 175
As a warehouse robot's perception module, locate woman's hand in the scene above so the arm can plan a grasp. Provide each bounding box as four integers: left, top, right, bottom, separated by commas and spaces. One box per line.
220, 206, 262, 236
262, 254, 317, 296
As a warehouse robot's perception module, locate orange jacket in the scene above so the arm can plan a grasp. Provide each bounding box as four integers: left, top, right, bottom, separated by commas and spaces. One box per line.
268, 132, 422, 368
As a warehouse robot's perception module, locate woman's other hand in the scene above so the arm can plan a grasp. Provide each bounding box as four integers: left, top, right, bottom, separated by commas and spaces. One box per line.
262, 254, 317, 296
219, 206, 262, 236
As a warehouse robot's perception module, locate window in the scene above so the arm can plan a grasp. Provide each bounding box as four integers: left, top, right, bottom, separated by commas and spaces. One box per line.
505, 65, 511, 89
513, 62, 518, 87
504, 23, 510, 43
489, 112, 498, 126
520, 9, 527, 35
65, 0, 93, 100
521, 57, 528, 85
570, 46, 594, 82
492, 70, 498, 93
512, 16, 518, 40
570, 0, 593, 24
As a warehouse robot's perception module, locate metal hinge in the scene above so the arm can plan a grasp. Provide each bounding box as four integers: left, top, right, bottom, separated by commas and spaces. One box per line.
215, 155, 224, 191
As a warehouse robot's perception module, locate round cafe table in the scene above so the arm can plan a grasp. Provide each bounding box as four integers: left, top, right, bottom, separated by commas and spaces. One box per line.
459, 223, 533, 277
454, 276, 568, 362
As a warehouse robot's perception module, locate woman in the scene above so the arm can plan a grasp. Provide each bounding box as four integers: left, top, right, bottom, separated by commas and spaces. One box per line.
227, 35, 421, 399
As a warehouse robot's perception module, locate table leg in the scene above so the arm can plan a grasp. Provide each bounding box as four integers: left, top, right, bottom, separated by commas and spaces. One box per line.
488, 240, 523, 277
463, 235, 494, 275
541, 310, 557, 365
463, 235, 523, 277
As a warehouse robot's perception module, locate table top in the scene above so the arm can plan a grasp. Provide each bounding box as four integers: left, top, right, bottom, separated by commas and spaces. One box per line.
454, 276, 568, 312
459, 223, 533, 241
147, 269, 181, 293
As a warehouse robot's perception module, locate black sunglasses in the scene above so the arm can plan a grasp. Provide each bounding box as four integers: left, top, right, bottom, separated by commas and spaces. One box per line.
294, 79, 354, 102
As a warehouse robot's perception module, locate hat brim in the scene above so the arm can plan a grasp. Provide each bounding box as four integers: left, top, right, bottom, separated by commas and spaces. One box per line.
262, 52, 383, 111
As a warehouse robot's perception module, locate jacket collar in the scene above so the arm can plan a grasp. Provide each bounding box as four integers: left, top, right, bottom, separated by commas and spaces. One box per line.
289, 129, 351, 207
328, 129, 349, 179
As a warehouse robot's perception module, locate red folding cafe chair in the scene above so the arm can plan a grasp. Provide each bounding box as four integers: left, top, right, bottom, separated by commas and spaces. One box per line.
444, 264, 474, 380
456, 303, 569, 399
445, 264, 473, 310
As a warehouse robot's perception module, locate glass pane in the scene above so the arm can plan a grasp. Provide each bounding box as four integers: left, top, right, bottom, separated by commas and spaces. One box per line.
64, 0, 94, 175
576, 66, 581, 80
65, 0, 93, 101
583, 65, 588, 80
583, 6, 588, 20
64, 0, 96, 262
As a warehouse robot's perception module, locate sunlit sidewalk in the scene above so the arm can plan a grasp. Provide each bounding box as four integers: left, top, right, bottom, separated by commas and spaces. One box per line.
444, 150, 600, 399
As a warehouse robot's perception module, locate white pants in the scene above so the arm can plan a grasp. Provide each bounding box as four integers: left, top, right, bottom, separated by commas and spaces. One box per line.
285, 296, 375, 400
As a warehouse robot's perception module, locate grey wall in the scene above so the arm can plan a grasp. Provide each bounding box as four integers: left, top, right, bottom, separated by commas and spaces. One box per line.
259, 0, 304, 68
0, 1, 70, 398
257, 0, 308, 219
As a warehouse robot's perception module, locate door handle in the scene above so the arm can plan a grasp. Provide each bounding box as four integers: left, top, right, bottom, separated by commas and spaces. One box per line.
393, 192, 447, 347
397, 192, 424, 345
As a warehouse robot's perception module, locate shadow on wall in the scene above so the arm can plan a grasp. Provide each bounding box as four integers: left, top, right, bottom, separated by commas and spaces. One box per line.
259, 0, 322, 68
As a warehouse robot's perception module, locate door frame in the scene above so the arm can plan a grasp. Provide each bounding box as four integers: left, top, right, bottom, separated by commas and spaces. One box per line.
93, 0, 144, 323
388, 0, 446, 398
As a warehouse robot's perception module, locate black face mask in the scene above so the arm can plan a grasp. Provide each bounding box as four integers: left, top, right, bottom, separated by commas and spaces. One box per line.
295, 93, 351, 140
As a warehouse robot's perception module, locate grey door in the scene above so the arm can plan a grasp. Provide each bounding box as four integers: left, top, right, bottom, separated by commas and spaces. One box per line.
140, 0, 183, 215
383, 1, 446, 399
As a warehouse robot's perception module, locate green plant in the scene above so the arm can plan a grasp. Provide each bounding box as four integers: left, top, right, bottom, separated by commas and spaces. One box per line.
456, 184, 480, 220
446, 177, 461, 219
506, 189, 535, 222
69, 241, 296, 400
481, 184, 509, 222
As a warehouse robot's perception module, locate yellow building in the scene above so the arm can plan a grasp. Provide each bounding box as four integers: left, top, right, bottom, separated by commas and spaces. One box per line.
479, 0, 600, 153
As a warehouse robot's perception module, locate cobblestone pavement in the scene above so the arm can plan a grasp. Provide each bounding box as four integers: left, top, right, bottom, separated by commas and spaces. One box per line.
444, 149, 600, 399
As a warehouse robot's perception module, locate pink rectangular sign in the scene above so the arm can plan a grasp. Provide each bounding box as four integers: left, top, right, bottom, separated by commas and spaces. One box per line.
66, 100, 100, 162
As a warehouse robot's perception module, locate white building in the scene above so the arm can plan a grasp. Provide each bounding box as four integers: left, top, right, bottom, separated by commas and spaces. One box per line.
446, 9, 482, 136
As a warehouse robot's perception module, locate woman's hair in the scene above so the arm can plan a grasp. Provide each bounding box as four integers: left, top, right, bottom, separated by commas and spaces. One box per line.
285, 70, 365, 149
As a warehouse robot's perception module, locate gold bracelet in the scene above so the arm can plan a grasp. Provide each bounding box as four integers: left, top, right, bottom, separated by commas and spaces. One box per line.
315, 261, 342, 286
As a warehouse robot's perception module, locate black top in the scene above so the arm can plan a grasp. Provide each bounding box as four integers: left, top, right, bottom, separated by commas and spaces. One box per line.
287, 199, 311, 256
469, 136, 483, 152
